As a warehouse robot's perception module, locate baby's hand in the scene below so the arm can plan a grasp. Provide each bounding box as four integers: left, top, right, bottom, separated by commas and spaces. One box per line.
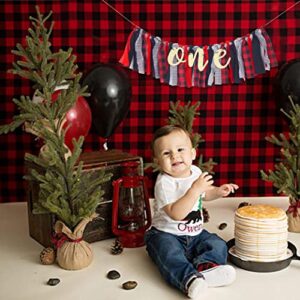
218, 183, 239, 197
192, 172, 214, 194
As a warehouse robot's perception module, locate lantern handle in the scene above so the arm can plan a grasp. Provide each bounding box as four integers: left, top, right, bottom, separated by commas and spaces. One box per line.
112, 178, 123, 235
141, 176, 152, 230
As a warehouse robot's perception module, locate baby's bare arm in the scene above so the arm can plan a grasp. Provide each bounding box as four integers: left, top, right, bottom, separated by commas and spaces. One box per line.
205, 183, 239, 201
163, 173, 214, 220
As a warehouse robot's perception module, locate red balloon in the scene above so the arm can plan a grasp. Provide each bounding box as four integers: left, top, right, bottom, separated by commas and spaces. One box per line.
32, 90, 91, 151
64, 96, 92, 151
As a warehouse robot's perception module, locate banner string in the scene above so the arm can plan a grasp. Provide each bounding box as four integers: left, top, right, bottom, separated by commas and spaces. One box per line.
262, 1, 300, 28
101, 0, 140, 29
101, 0, 299, 30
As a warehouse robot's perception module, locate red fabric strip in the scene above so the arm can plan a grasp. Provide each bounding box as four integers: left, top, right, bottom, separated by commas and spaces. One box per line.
185, 45, 192, 88
119, 29, 134, 67
145, 32, 152, 75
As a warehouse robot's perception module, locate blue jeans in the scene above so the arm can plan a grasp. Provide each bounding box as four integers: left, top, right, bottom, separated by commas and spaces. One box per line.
144, 227, 228, 294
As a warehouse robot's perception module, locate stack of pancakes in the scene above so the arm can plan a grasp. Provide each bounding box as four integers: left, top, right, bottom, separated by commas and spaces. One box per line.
234, 204, 288, 262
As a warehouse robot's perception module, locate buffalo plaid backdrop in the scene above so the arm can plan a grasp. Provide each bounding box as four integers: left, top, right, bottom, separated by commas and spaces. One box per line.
0, 0, 299, 202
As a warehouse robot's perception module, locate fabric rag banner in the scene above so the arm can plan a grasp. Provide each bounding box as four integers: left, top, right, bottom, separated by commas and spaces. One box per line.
119, 27, 278, 88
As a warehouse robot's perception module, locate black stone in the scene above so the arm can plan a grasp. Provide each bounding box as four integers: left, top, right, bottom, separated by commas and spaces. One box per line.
218, 222, 227, 230
122, 281, 137, 290
47, 278, 60, 286
107, 270, 121, 280
238, 202, 251, 209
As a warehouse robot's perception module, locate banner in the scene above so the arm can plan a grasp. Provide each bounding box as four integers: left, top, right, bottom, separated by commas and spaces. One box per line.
119, 27, 278, 88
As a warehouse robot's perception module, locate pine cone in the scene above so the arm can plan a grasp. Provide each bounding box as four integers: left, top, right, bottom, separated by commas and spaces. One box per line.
203, 207, 210, 223
40, 247, 56, 265
111, 239, 123, 255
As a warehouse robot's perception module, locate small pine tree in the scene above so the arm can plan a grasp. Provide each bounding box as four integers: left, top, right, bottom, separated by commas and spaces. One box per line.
169, 100, 217, 173
167, 100, 215, 223
0, 7, 112, 230
261, 96, 300, 207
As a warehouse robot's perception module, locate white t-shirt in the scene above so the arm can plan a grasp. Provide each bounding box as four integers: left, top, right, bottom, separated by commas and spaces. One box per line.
152, 165, 204, 236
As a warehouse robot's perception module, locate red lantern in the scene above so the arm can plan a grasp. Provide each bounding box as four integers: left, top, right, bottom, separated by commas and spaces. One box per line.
112, 162, 152, 247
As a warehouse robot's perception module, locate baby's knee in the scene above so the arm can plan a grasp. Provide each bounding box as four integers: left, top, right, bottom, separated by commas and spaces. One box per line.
209, 234, 228, 253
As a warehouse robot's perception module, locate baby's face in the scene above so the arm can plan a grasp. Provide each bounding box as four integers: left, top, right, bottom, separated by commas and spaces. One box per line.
153, 130, 196, 178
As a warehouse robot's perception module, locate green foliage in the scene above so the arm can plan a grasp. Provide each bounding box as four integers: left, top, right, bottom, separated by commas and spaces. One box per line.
3, 7, 86, 136
169, 101, 204, 148
169, 100, 217, 173
0, 6, 112, 229
197, 155, 217, 174
260, 96, 300, 203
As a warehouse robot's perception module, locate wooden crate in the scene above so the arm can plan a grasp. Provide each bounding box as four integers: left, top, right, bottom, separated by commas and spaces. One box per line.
26, 150, 143, 247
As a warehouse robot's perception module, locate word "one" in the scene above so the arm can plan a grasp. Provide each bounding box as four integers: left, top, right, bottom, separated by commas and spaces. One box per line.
167, 47, 231, 72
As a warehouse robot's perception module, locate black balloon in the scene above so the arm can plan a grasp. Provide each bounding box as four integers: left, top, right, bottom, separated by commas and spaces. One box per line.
275, 59, 300, 114
82, 63, 131, 138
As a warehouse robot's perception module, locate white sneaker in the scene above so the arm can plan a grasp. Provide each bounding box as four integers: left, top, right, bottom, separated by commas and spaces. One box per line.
187, 277, 208, 299
200, 265, 236, 287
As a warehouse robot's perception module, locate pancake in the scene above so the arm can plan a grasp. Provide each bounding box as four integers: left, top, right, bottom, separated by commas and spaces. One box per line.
236, 204, 286, 219
234, 204, 288, 262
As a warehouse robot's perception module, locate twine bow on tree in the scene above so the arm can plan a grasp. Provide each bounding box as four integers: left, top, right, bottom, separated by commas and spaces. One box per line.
53, 212, 98, 243
53, 213, 98, 270
287, 201, 300, 218
51, 233, 83, 248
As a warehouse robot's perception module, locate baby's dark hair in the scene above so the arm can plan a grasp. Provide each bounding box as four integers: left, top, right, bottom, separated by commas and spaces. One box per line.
151, 125, 192, 156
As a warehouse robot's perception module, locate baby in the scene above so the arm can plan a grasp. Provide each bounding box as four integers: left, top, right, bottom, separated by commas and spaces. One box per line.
145, 125, 239, 298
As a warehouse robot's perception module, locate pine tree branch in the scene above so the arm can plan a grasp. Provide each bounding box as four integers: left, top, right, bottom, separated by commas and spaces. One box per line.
168, 100, 217, 173
1, 6, 112, 229
261, 95, 300, 202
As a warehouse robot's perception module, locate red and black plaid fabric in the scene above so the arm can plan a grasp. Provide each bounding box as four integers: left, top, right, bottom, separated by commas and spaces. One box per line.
119, 29, 134, 67
158, 41, 168, 83
200, 46, 209, 87
220, 43, 230, 84
260, 27, 279, 68
242, 36, 256, 79
197, 262, 219, 272
0, 0, 299, 202
177, 45, 187, 87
